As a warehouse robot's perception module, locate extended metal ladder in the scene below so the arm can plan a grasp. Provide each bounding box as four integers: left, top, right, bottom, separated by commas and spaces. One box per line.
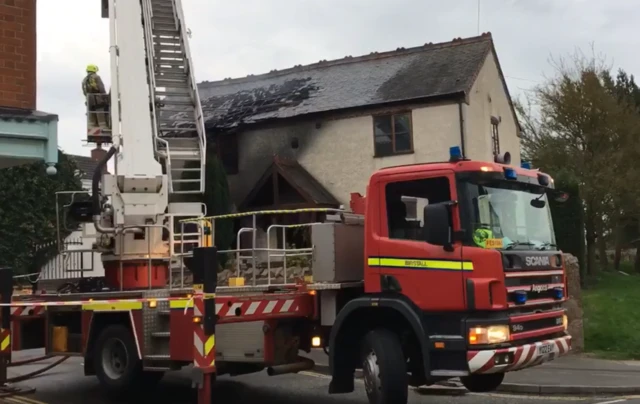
141, 0, 206, 195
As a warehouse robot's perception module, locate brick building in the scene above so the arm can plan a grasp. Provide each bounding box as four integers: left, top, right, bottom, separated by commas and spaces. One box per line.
0, 0, 58, 170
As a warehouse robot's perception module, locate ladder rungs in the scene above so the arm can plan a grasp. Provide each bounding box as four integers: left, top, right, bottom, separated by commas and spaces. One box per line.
158, 99, 193, 106
155, 81, 189, 88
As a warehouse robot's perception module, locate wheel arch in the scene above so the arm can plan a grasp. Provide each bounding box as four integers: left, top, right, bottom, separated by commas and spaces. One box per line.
84, 311, 141, 376
328, 294, 430, 394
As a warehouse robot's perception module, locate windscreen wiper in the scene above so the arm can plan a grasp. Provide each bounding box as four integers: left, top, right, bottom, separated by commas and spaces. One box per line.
537, 242, 558, 251
504, 240, 536, 250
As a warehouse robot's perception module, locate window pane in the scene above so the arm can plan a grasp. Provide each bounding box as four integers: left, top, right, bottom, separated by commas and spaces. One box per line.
375, 135, 394, 156
374, 115, 393, 137
394, 114, 412, 152
394, 114, 411, 134
395, 131, 411, 152
386, 177, 450, 241
374, 115, 393, 156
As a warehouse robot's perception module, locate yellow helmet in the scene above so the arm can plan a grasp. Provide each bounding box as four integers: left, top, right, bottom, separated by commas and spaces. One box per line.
86, 64, 99, 73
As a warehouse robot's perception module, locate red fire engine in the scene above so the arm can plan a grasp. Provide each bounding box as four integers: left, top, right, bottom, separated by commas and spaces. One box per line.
5, 146, 571, 404
0, 1, 571, 403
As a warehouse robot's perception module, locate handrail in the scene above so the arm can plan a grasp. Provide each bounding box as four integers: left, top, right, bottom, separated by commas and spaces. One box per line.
108, 0, 121, 148
173, 0, 206, 194
180, 208, 344, 223
140, 0, 165, 174
266, 223, 317, 285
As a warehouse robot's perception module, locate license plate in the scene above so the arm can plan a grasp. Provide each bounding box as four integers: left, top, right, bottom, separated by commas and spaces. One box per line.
538, 343, 554, 355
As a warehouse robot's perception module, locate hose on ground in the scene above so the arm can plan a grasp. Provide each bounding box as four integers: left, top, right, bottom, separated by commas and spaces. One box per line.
9, 354, 52, 367
6, 356, 69, 383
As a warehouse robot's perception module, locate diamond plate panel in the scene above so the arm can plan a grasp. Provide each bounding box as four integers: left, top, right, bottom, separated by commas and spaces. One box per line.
142, 289, 171, 357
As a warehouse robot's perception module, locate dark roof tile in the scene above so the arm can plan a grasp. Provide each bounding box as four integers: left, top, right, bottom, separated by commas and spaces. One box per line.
198, 34, 494, 130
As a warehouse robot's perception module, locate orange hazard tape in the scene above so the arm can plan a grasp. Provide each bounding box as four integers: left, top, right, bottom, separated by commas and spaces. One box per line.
0, 293, 216, 308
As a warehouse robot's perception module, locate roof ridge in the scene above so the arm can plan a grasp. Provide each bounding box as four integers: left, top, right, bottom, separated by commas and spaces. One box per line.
200, 32, 493, 88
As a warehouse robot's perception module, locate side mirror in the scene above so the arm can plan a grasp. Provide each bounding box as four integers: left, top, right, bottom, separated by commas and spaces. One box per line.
423, 202, 454, 252
530, 198, 546, 209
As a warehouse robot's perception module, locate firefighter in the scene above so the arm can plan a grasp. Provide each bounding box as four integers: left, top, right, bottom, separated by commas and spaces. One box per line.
82, 64, 110, 129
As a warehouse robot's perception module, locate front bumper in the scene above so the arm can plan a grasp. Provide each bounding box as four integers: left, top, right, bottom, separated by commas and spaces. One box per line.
467, 334, 571, 374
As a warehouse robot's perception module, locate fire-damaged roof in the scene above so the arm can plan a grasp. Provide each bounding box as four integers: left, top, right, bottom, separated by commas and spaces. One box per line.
198, 33, 502, 131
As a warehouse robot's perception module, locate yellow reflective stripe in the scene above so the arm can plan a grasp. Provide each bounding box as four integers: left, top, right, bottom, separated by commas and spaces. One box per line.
205, 335, 215, 356
1, 335, 9, 351
82, 302, 143, 311
368, 257, 473, 271
170, 299, 193, 309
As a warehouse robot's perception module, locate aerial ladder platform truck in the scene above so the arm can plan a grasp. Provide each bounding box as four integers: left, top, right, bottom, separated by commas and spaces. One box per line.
2, 1, 572, 403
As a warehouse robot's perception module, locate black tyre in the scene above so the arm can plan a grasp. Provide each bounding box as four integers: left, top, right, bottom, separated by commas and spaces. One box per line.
94, 324, 143, 397
460, 373, 505, 393
361, 328, 408, 404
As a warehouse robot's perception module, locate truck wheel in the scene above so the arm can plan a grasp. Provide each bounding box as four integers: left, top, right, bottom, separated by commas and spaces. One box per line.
361, 329, 408, 404
94, 324, 142, 397
460, 373, 505, 393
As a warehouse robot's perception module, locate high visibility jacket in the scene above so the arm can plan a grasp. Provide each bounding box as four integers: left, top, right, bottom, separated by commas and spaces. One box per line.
82, 72, 106, 96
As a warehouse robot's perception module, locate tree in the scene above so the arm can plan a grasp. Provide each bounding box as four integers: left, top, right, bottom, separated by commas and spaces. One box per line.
602, 69, 640, 271
517, 50, 640, 276
0, 151, 83, 275
203, 146, 234, 267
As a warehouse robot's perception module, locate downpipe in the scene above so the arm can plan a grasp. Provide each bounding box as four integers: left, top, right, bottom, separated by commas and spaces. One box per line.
267, 357, 315, 376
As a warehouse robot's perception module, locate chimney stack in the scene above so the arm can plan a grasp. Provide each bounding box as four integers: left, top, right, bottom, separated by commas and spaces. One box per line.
0, 0, 37, 110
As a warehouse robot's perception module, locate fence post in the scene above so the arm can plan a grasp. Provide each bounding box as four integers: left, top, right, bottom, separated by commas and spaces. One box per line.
0, 267, 13, 385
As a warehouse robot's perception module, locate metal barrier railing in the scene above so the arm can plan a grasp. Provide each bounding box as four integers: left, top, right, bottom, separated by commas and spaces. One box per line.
39, 249, 97, 281
178, 208, 343, 288
265, 223, 317, 285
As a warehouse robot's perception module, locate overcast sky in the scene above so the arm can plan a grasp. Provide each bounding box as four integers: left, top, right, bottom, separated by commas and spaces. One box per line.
36, 0, 640, 157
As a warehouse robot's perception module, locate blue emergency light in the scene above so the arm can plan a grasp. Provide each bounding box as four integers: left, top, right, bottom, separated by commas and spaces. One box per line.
521, 161, 532, 169
504, 167, 517, 180
552, 287, 564, 300
512, 290, 527, 305
449, 146, 462, 162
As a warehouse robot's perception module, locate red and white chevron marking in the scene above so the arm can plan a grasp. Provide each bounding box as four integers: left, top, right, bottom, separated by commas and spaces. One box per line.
10, 306, 45, 317
193, 293, 215, 370
467, 335, 571, 374
215, 297, 300, 318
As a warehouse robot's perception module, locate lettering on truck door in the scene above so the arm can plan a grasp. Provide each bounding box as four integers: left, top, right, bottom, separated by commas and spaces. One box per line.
374, 170, 465, 311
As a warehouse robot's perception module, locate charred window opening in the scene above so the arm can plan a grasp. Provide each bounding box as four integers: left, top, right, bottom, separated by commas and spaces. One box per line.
373, 112, 413, 157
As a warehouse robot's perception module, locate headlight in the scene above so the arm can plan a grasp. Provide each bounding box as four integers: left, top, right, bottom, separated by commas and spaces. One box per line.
563, 314, 568, 331
469, 325, 510, 345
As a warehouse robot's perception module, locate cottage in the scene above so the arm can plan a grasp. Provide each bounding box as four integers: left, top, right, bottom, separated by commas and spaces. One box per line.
197, 32, 521, 261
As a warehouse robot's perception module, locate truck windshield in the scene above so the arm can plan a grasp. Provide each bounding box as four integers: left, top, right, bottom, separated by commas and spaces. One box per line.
460, 180, 557, 250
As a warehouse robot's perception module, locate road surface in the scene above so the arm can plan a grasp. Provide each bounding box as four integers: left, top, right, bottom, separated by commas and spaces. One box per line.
1, 355, 640, 404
